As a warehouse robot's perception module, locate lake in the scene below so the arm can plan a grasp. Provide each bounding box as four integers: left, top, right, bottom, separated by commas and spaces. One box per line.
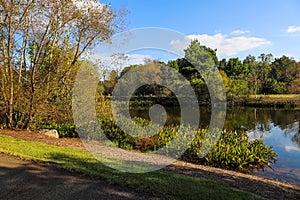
129, 106, 300, 186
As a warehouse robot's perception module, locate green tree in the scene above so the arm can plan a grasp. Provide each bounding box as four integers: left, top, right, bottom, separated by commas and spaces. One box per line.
244, 55, 260, 97
0, 0, 126, 128
258, 53, 273, 94
287, 62, 300, 93
224, 57, 247, 77
183, 40, 218, 102
270, 55, 297, 93
218, 58, 227, 71
184, 39, 216, 79
104, 70, 118, 95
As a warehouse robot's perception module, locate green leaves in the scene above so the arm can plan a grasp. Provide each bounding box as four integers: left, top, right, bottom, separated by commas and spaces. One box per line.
201, 132, 277, 174
98, 118, 277, 174
38, 122, 77, 138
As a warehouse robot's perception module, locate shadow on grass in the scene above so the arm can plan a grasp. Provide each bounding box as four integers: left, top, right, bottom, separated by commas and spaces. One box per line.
0, 153, 157, 200
165, 162, 300, 200
46, 151, 300, 200
45, 152, 260, 200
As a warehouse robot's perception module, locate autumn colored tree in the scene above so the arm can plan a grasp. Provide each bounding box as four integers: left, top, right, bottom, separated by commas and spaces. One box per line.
0, 0, 126, 128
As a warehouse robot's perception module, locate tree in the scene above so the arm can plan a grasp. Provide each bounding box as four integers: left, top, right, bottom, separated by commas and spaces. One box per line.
183, 39, 220, 102
287, 62, 300, 93
0, 0, 35, 127
269, 55, 297, 93
258, 53, 273, 94
184, 39, 216, 78
218, 58, 227, 71
224, 57, 246, 77
244, 55, 260, 97
258, 53, 273, 64
104, 69, 118, 95
0, 0, 126, 128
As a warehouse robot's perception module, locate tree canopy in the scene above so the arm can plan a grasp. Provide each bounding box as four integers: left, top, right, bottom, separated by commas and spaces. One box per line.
107, 41, 300, 104
0, 0, 126, 128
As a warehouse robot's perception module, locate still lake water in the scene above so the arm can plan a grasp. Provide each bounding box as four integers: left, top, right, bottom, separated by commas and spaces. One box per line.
129, 106, 300, 186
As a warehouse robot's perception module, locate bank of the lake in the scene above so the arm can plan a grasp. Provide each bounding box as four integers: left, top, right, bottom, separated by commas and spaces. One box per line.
127, 94, 300, 110
0, 131, 299, 200
0, 133, 261, 200
243, 94, 300, 108
129, 106, 300, 186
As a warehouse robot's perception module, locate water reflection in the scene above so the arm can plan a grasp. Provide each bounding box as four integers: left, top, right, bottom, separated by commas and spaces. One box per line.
130, 106, 300, 185
220, 107, 300, 186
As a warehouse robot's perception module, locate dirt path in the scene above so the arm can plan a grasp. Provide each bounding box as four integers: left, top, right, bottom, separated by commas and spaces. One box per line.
0, 153, 161, 200
1, 129, 300, 199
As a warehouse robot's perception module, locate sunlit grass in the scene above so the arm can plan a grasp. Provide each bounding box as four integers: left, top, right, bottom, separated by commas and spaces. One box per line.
250, 94, 300, 99
0, 135, 261, 200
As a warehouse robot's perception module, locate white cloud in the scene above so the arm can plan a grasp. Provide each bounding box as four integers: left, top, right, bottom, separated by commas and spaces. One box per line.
170, 33, 271, 56
230, 30, 250, 35
126, 54, 152, 65
287, 26, 300, 33
285, 145, 300, 152
246, 130, 271, 142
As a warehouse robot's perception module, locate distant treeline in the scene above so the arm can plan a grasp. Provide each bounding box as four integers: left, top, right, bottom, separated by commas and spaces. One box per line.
102, 40, 300, 104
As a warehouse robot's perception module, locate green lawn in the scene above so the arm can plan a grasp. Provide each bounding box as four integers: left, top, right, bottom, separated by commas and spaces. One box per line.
0, 135, 261, 200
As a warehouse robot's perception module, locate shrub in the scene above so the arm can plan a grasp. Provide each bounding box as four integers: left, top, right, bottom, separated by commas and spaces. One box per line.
183, 130, 277, 174
38, 117, 277, 174
99, 118, 277, 174
99, 119, 136, 149
38, 122, 77, 138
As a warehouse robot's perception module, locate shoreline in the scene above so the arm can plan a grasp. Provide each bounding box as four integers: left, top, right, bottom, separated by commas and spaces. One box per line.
0, 129, 300, 199
118, 94, 300, 109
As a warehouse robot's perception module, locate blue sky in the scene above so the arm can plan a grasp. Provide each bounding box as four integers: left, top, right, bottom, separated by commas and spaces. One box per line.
98, 0, 300, 63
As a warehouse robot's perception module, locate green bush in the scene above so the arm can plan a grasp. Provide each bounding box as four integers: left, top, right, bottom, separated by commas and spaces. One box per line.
245, 101, 296, 109
99, 119, 136, 149
38, 122, 77, 138
37, 118, 277, 174
183, 130, 277, 174
99, 118, 277, 174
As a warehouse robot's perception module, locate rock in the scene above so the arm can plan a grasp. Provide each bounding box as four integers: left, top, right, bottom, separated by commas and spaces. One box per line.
40, 129, 59, 138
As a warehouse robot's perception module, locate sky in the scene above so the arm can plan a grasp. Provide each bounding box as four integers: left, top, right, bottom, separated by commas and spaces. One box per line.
97, 0, 300, 65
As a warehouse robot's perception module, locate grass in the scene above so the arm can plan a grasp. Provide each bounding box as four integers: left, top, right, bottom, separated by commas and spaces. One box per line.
246, 94, 299, 108
249, 94, 300, 99
0, 135, 261, 200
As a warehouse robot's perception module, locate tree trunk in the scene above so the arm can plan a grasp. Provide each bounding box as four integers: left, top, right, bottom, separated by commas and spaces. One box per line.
8, 61, 13, 128
7, 13, 14, 128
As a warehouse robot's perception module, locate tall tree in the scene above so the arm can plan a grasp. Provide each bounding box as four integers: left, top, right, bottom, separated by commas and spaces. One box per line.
269, 55, 297, 93
287, 62, 300, 93
184, 39, 219, 101
184, 39, 216, 80
0, 0, 126, 128
244, 55, 260, 97
0, 0, 35, 127
258, 53, 273, 93
224, 57, 246, 77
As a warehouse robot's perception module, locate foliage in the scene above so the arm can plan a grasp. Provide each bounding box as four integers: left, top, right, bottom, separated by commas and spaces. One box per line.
0, 0, 126, 128
99, 118, 277, 174
108, 45, 300, 108
99, 119, 136, 149
184, 130, 277, 174
1, 28, 300, 129
37, 121, 77, 138
245, 101, 296, 109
